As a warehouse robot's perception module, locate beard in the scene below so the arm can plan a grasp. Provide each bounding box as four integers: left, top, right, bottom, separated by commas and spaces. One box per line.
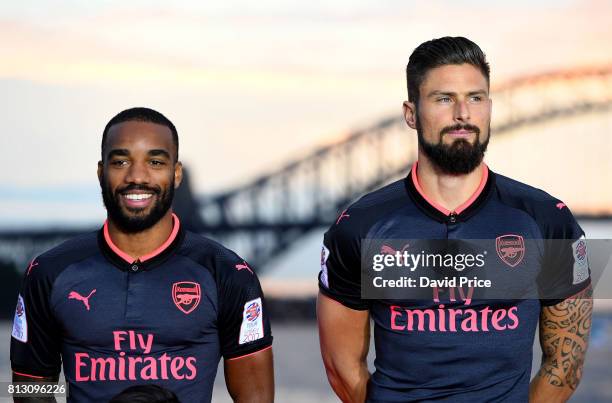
100, 174, 174, 234
417, 117, 490, 175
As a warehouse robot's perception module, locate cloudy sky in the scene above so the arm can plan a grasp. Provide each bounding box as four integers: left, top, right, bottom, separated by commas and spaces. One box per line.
1, 0, 611, 227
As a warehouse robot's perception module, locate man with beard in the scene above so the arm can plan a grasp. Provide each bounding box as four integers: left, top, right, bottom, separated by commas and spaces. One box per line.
317, 37, 592, 402
10, 108, 274, 403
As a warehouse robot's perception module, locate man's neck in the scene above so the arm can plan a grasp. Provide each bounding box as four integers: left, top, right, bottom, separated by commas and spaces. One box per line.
106, 211, 175, 261
415, 155, 485, 213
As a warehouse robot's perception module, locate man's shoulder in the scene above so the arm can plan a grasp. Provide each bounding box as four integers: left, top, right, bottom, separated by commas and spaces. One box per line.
328, 178, 409, 235
23, 231, 100, 282
493, 172, 579, 232
179, 230, 252, 277
494, 173, 559, 203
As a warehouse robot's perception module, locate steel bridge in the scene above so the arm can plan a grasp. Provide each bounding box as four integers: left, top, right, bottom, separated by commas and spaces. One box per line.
1, 66, 611, 270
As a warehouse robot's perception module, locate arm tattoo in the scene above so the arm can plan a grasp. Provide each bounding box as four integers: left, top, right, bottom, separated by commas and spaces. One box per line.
538, 286, 593, 390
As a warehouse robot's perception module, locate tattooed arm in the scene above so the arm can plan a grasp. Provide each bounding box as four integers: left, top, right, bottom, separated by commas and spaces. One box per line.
529, 285, 593, 403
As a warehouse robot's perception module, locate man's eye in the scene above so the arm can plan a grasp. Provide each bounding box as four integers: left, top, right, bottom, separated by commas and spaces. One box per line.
470, 96, 483, 102
437, 97, 452, 103
111, 160, 128, 166
150, 160, 165, 166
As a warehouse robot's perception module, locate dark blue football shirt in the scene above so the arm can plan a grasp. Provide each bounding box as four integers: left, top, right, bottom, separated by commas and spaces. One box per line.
11, 214, 272, 402
319, 163, 590, 402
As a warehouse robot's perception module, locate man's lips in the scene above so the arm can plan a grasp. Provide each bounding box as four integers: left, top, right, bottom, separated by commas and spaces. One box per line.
120, 192, 155, 209
446, 129, 475, 138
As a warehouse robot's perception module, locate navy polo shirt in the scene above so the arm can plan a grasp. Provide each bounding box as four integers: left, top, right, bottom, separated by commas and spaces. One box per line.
319, 163, 590, 402
11, 214, 272, 402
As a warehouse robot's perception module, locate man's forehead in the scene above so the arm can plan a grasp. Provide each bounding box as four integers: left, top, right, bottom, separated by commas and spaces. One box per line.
105, 121, 174, 149
421, 64, 488, 92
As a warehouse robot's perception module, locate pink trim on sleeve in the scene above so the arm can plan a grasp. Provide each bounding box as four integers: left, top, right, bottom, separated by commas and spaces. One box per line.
13, 371, 46, 379
226, 345, 272, 361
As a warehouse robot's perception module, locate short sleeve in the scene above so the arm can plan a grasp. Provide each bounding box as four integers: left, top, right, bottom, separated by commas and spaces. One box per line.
318, 219, 369, 310
217, 255, 272, 360
10, 258, 62, 377
538, 206, 591, 306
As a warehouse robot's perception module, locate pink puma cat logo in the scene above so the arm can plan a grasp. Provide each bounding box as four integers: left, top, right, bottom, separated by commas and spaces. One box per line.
68, 289, 96, 311
235, 262, 253, 274
556, 202, 566, 210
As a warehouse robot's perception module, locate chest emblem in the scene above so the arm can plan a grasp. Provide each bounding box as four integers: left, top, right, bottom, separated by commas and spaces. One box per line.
172, 282, 201, 314
496, 234, 525, 268
68, 289, 96, 311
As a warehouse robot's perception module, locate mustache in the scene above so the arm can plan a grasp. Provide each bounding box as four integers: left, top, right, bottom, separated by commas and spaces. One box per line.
116, 184, 161, 195
440, 123, 481, 136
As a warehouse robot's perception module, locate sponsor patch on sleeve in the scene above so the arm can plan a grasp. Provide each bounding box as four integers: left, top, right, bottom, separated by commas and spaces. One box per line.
320, 245, 330, 288
239, 298, 264, 345
572, 237, 589, 285
12, 294, 28, 343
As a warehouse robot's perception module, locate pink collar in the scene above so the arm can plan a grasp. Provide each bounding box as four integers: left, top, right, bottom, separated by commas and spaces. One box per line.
411, 162, 489, 216
103, 213, 181, 264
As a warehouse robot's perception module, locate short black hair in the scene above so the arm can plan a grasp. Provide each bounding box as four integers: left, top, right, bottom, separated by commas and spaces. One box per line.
109, 384, 180, 403
101, 107, 179, 161
406, 36, 490, 104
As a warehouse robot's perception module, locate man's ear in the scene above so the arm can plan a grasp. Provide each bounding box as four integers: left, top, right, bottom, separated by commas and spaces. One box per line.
403, 101, 417, 130
97, 161, 103, 184
174, 161, 183, 189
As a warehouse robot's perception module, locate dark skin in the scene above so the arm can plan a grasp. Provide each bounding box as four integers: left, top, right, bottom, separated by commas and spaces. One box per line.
14, 120, 274, 403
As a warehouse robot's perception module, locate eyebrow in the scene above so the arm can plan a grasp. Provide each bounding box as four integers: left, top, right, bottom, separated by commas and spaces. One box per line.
106, 149, 171, 159
427, 90, 488, 98
149, 149, 171, 159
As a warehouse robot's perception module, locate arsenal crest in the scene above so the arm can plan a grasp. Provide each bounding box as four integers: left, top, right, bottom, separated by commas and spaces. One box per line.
496, 234, 525, 268
172, 282, 201, 314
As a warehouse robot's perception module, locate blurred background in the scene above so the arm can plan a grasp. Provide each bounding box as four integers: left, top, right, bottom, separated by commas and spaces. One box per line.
0, 0, 611, 401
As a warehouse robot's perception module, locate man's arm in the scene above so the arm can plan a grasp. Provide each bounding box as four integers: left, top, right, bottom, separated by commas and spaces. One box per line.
224, 347, 274, 403
317, 292, 370, 403
12, 372, 58, 403
530, 285, 593, 403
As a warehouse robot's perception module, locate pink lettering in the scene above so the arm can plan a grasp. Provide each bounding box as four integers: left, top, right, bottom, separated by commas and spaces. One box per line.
137, 333, 154, 354
480, 306, 492, 331
185, 357, 197, 380
405, 308, 436, 331
128, 330, 136, 351
75, 353, 89, 381
128, 356, 143, 380
460, 309, 479, 332
437, 304, 446, 331
118, 352, 126, 380
507, 306, 519, 329
159, 353, 171, 380
141, 357, 158, 380
447, 308, 461, 332
390, 306, 405, 330
491, 309, 507, 330
113, 331, 127, 351
90, 357, 116, 381
170, 357, 185, 380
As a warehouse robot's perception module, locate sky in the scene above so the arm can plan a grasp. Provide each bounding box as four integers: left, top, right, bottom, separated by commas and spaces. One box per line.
0, 0, 611, 227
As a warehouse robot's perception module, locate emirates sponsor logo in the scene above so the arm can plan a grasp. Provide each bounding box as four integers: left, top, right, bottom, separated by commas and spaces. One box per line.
75, 330, 197, 382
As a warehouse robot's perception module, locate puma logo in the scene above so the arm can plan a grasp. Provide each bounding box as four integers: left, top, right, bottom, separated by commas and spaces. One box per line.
68, 289, 96, 311
235, 262, 253, 274
556, 202, 566, 210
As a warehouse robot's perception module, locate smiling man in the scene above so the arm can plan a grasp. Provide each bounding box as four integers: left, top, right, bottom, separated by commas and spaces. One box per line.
317, 37, 592, 402
10, 108, 274, 402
